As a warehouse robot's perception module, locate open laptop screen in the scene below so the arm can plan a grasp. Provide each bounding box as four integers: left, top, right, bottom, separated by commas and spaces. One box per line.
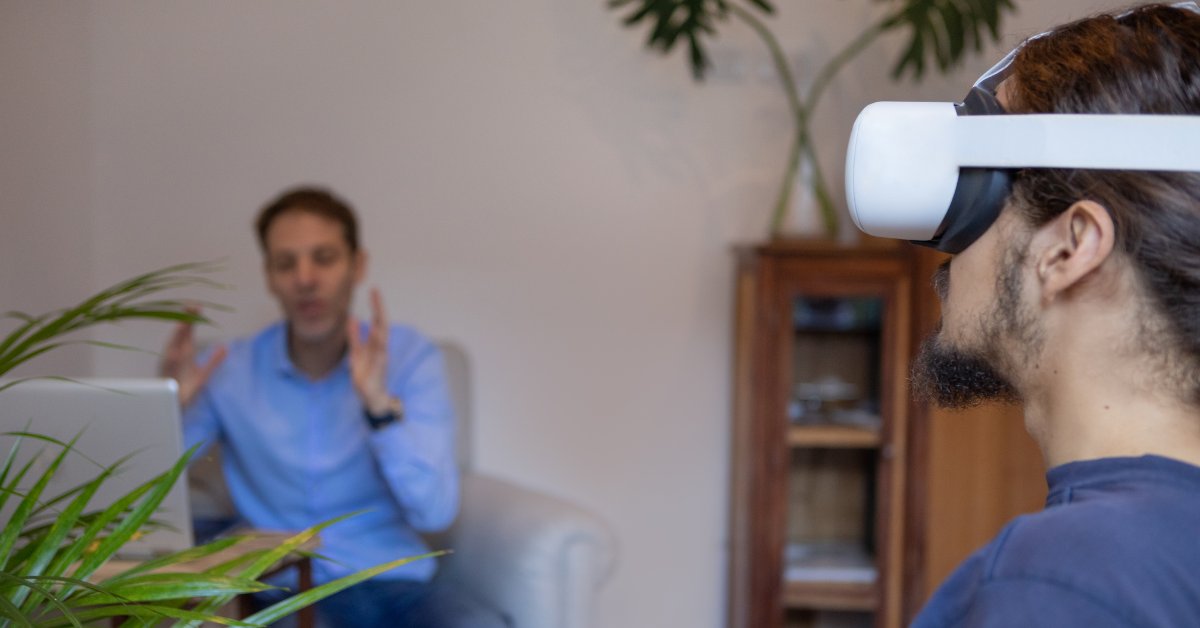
0, 378, 193, 558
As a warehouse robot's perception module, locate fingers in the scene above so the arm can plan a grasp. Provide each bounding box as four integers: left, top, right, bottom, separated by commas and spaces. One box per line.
346, 316, 362, 356
348, 289, 388, 364
370, 287, 386, 328
161, 320, 196, 377
164, 306, 202, 355
166, 319, 195, 353
369, 288, 388, 348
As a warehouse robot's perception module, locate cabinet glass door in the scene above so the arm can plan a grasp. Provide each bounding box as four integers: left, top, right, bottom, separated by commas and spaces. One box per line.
783, 294, 885, 627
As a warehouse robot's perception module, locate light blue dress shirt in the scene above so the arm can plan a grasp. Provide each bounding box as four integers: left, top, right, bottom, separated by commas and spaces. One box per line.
183, 321, 458, 584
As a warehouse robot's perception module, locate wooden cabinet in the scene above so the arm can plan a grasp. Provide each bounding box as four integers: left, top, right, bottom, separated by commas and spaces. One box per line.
728, 240, 1047, 628
729, 240, 912, 628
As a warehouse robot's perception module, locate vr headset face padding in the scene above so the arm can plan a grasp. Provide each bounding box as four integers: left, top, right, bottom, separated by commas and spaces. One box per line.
914, 87, 1015, 254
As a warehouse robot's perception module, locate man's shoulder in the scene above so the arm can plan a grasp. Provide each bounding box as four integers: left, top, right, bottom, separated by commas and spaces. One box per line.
989, 505, 1130, 572
991, 492, 1184, 578
917, 499, 1200, 627
384, 322, 440, 358
975, 487, 1200, 621
385, 322, 433, 343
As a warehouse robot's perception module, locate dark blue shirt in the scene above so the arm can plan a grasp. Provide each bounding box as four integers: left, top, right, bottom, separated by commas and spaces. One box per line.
913, 455, 1200, 627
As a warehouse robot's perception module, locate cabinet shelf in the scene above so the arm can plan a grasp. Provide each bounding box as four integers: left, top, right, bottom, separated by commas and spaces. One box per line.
783, 580, 878, 612
794, 326, 879, 335
787, 424, 881, 448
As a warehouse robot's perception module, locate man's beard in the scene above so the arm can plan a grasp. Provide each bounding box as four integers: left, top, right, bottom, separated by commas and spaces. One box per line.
911, 245, 1036, 409
911, 331, 1020, 409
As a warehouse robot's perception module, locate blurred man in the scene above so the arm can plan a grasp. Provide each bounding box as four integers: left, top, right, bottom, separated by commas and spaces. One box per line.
162, 186, 507, 627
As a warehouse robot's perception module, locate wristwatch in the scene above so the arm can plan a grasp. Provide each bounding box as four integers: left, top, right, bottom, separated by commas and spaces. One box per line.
364, 396, 404, 430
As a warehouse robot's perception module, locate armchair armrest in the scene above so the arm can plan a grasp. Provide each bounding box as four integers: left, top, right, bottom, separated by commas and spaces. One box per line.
430, 472, 617, 628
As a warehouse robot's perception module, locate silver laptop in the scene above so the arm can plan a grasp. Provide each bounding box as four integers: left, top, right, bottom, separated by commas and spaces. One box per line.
0, 378, 193, 558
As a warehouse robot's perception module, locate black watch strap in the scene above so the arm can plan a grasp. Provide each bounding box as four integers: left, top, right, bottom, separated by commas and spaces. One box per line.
364, 397, 403, 430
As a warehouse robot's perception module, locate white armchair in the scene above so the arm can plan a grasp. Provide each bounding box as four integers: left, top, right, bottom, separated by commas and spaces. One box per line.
429, 342, 617, 628
186, 341, 617, 628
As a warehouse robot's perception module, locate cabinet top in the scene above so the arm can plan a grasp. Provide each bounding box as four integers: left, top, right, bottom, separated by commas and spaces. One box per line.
735, 236, 909, 259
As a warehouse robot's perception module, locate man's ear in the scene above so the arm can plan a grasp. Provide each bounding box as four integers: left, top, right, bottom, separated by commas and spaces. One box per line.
1033, 200, 1116, 301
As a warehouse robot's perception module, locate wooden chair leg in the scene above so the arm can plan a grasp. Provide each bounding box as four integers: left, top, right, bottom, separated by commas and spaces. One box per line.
297, 558, 315, 628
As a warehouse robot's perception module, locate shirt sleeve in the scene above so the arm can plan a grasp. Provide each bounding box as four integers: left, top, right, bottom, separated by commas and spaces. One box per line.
365, 340, 459, 532
955, 577, 1136, 628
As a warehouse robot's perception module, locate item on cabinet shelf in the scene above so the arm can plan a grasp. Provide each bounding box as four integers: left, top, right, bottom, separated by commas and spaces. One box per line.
784, 541, 876, 584
829, 408, 883, 430
794, 297, 882, 332
789, 376, 858, 423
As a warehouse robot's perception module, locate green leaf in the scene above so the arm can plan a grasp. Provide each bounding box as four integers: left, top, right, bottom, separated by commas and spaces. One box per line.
744, 0, 774, 14
29, 454, 133, 520
180, 514, 362, 624
72, 574, 273, 605
0, 593, 35, 628
620, 1, 657, 27
0, 260, 224, 380
0, 572, 89, 628
1, 310, 37, 322
0, 343, 81, 382
885, 0, 1018, 81
939, 2, 966, 64
244, 551, 446, 626
102, 535, 246, 584
647, 4, 683, 51
0, 313, 47, 363
198, 548, 275, 577
35, 602, 260, 628
0, 431, 39, 518
607, 0, 772, 80
0, 432, 82, 573
15, 456, 122, 612
66, 447, 197, 588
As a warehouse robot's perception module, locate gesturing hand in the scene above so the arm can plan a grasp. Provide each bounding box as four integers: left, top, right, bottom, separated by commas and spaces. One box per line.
160, 308, 227, 409
348, 288, 393, 416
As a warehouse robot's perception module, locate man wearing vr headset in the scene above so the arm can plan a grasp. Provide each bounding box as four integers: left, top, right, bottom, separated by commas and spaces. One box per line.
848, 2, 1200, 626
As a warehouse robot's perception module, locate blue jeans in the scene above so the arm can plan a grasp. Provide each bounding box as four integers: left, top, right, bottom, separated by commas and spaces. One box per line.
256, 578, 510, 628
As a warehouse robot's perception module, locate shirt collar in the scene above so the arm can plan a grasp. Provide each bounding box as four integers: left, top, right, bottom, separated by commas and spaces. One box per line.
267, 321, 352, 380
1045, 454, 1200, 507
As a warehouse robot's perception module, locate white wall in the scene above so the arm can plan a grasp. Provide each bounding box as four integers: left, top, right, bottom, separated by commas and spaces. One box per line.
0, 1, 93, 377
1, 1, 1129, 625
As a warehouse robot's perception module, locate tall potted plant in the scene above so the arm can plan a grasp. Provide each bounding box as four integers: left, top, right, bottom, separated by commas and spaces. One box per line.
609, 0, 1017, 238
0, 262, 435, 626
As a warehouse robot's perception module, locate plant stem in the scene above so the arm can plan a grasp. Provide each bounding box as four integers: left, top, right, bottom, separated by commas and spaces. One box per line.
801, 14, 891, 237
801, 15, 891, 130
727, 3, 826, 237
729, 3, 895, 239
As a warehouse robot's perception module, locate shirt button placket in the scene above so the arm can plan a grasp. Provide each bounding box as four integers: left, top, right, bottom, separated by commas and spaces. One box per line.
306, 383, 322, 523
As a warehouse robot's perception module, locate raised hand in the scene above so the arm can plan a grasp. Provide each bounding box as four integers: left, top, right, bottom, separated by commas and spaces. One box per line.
160, 308, 227, 409
347, 288, 392, 416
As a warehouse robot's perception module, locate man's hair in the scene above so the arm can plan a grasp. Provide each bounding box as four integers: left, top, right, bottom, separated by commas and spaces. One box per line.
1006, 2, 1200, 400
255, 186, 360, 252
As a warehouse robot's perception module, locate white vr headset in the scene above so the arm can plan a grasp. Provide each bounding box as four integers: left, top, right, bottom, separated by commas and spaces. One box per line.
845, 1, 1200, 254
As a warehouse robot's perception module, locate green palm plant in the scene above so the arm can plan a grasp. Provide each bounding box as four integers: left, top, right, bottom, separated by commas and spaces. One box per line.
0, 262, 436, 626
608, 0, 1018, 237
